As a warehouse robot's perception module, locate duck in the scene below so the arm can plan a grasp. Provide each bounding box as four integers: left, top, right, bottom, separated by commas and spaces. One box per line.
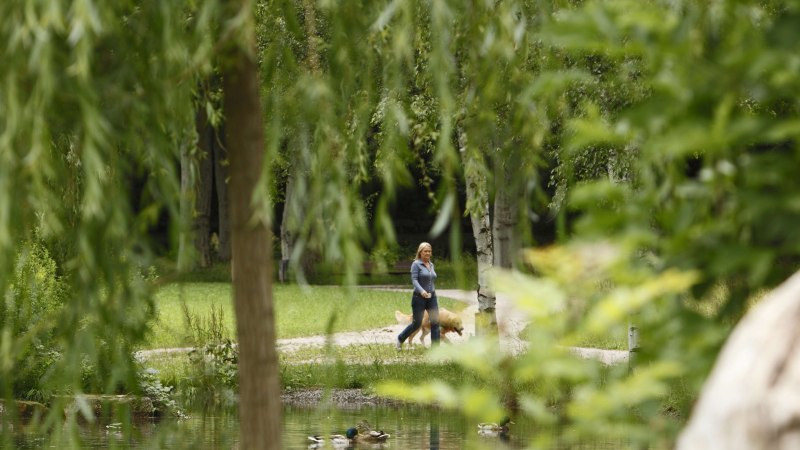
308, 427, 358, 448
477, 416, 514, 436
355, 420, 392, 443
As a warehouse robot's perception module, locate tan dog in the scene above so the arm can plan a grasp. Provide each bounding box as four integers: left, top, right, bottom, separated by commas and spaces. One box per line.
394, 307, 464, 346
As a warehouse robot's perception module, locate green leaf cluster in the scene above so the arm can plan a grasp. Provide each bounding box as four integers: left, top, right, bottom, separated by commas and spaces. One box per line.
546, 0, 800, 317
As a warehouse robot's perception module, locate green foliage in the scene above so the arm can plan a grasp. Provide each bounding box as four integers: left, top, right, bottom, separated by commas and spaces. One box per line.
541, 0, 800, 317
258, 0, 557, 279
1, 242, 67, 399
0, 0, 222, 433
3, 0, 800, 446
257, 0, 394, 284
136, 366, 187, 419
3, 242, 66, 335
180, 303, 239, 408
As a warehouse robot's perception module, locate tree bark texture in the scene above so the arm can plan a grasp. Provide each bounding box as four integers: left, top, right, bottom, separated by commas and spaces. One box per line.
214, 126, 231, 262
223, 29, 281, 450
492, 172, 517, 269
193, 107, 214, 268
677, 270, 800, 450
457, 128, 497, 332
470, 192, 496, 317
302, 0, 321, 74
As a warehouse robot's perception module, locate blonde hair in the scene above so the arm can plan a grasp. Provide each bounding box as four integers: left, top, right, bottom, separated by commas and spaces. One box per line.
415, 242, 432, 260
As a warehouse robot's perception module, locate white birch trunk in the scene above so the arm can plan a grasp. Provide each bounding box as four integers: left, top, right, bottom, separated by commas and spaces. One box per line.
677, 270, 800, 450
457, 128, 497, 333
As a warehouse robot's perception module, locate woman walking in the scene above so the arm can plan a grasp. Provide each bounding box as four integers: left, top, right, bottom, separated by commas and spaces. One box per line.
397, 242, 440, 349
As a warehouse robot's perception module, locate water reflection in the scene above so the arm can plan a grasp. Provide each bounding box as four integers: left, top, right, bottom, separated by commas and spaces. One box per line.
8, 404, 663, 449
429, 414, 439, 450
284, 405, 487, 450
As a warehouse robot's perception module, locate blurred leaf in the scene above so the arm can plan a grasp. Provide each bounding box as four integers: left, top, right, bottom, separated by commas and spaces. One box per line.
430, 192, 455, 238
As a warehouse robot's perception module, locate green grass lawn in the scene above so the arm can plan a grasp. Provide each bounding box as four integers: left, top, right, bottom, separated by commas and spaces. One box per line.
145, 284, 467, 349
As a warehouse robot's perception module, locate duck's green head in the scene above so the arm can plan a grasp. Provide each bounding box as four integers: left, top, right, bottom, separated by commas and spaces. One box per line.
346, 427, 358, 439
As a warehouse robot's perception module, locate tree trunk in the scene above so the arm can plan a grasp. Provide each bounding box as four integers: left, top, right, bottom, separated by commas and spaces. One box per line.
471, 199, 498, 334
492, 168, 517, 269
302, 0, 321, 74
193, 107, 214, 268
222, 14, 281, 450
178, 141, 195, 271
278, 0, 319, 283
279, 173, 295, 282
457, 128, 497, 334
214, 126, 231, 262
676, 270, 800, 450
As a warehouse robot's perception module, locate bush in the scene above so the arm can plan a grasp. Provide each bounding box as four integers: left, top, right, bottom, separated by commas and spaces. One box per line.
137, 366, 187, 418
179, 303, 239, 408
0, 241, 68, 399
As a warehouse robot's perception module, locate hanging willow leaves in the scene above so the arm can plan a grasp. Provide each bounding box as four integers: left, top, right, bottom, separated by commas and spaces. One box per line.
0, 0, 219, 444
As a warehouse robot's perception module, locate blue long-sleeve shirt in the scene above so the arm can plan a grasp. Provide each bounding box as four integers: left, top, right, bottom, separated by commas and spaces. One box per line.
411, 259, 436, 295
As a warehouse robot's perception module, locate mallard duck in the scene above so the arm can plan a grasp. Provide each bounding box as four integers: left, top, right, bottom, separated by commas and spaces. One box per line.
355, 420, 391, 443
357, 429, 391, 443
477, 416, 514, 436
308, 427, 358, 447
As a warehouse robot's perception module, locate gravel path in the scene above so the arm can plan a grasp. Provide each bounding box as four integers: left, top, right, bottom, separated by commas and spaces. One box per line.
275, 287, 627, 365
272, 288, 529, 354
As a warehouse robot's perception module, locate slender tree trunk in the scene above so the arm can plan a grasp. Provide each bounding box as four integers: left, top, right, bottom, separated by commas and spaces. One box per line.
214, 126, 231, 262
457, 128, 497, 334
471, 198, 497, 328
492, 167, 517, 269
178, 141, 195, 271
279, 173, 294, 282
193, 108, 214, 268
279, 0, 319, 282
302, 0, 321, 74
677, 270, 800, 450
223, 11, 281, 450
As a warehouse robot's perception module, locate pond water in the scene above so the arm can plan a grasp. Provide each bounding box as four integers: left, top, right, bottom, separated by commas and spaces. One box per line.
9, 404, 655, 449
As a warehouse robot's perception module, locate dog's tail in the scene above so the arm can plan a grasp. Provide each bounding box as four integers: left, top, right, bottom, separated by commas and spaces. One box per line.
395, 310, 412, 325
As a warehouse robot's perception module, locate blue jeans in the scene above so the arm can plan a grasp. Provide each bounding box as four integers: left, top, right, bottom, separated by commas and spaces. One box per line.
398, 292, 440, 344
